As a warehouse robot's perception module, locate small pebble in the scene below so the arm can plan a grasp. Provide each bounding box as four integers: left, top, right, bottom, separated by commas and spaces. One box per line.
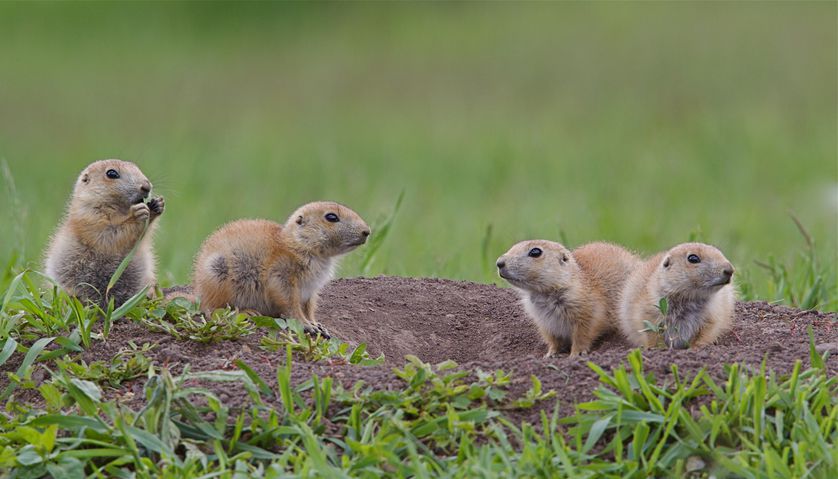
686, 455, 706, 472
815, 342, 837, 354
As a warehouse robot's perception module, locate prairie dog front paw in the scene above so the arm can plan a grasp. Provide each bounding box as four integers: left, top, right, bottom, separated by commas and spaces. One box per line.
148, 196, 165, 217
304, 322, 332, 340
131, 203, 150, 222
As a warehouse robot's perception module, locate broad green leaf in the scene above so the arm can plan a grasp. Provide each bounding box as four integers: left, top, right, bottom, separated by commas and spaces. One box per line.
65, 378, 101, 416
16, 445, 42, 466
70, 378, 102, 402
582, 414, 613, 454
45, 456, 85, 479
38, 383, 64, 411
125, 426, 174, 457
29, 414, 109, 433
349, 343, 368, 364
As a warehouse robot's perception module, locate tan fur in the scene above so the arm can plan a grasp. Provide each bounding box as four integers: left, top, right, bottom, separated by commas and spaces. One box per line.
192, 201, 370, 337
44, 159, 164, 306
497, 241, 640, 358
618, 242, 736, 349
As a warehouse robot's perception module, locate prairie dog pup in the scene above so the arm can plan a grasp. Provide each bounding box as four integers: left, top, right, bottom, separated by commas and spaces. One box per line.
619, 242, 735, 349
44, 159, 164, 306
193, 201, 370, 337
497, 241, 640, 357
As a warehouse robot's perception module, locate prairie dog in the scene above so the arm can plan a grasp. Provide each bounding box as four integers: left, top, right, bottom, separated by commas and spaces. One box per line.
619, 242, 735, 349
497, 241, 640, 357
44, 159, 164, 306
193, 201, 370, 337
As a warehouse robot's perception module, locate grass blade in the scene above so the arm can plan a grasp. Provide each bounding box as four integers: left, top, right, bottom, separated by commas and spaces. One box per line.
235, 359, 273, 397
110, 285, 150, 320
360, 190, 404, 275
0, 336, 54, 401
105, 219, 149, 297
2, 270, 27, 311
0, 337, 18, 367
807, 325, 825, 370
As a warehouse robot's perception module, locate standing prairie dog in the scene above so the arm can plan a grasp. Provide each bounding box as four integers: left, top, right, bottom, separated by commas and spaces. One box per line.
618, 242, 735, 349
497, 241, 640, 358
193, 201, 370, 337
44, 159, 164, 307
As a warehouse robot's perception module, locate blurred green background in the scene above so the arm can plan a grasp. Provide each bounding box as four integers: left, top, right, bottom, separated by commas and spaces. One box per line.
0, 2, 835, 305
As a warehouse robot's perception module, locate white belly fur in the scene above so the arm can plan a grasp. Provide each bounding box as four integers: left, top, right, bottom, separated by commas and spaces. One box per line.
522, 292, 573, 340
300, 258, 335, 302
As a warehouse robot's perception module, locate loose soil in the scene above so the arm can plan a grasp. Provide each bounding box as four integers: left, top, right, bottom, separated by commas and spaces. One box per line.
5, 277, 837, 423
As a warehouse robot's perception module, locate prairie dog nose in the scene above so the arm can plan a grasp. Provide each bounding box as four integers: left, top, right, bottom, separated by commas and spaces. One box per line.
140, 180, 151, 196
496, 259, 506, 269
722, 263, 734, 277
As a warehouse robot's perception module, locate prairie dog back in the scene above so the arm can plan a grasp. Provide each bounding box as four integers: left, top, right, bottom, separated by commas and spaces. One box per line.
573, 242, 642, 320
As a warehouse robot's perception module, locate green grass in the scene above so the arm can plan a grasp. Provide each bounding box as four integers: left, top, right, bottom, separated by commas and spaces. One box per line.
1, 265, 836, 477
0, 3, 835, 310
1, 308, 835, 477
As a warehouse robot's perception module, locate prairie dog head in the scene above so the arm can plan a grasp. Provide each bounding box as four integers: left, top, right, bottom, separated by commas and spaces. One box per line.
284, 201, 371, 257
496, 240, 579, 294
656, 242, 734, 297
72, 159, 152, 210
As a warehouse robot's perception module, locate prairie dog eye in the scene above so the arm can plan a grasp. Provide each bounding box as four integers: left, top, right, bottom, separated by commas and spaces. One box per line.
527, 247, 542, 258
687, 254, 701, 264
106, 169, 120, 179
324, 213, 340, 223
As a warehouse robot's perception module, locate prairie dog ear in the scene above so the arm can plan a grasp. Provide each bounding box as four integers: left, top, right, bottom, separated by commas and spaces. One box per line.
296, 215, 304, 225
662, 256, 671, 268
81, 173, 90, 184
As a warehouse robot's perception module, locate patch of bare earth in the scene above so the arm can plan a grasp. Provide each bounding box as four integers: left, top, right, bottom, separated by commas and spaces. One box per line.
5, 277, 837, 423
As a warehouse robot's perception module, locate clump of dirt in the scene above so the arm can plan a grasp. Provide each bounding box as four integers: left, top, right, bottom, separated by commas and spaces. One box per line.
4, 277, 837, 421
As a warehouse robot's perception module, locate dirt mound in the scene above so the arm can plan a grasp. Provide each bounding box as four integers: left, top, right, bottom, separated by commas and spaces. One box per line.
319, 277, 541, 364
6, 277, 837, 420
319, 277, 837, 368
